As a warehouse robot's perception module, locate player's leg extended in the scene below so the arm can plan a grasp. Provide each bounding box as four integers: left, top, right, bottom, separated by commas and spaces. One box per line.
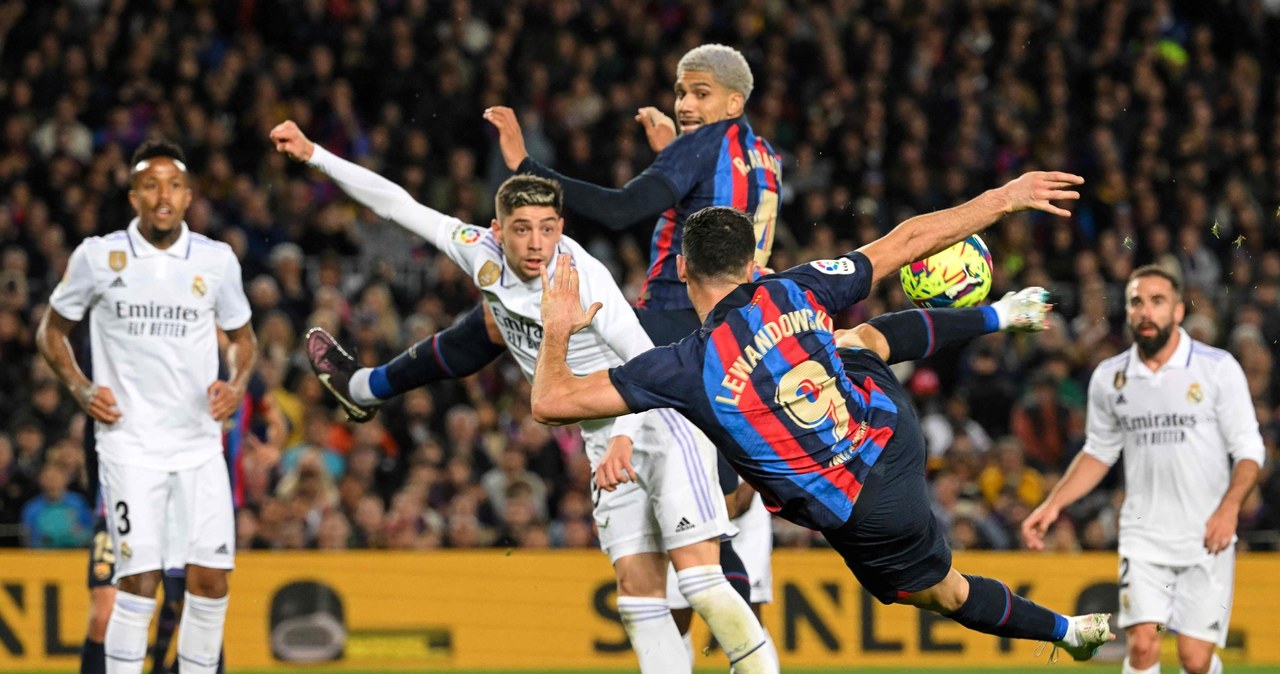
307, 303, 504, 421
172, 456, 235, 674
100, 459, 167, 674
613, 552, 692, 674
1176, 633, 1222, 674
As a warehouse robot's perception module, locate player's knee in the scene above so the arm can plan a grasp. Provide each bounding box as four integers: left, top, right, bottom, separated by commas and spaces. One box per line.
1177, 648, 1214, 674
184, 567, 229, 598
117, 570, 162, 597
1126, 630, 1161, 666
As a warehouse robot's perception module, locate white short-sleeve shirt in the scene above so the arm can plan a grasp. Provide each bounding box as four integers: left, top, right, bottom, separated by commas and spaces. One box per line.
50, 220, 251, 470
1083, 328, 1266, 564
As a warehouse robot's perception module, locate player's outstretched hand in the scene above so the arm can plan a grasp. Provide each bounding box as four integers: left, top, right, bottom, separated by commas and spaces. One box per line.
1203, 503, 1239, 554
1020, 502, 1061, 551
482, 106, 529, 171
540, 253, 601, 338
79, 384, 122, 424
993, 286, 1053, 332
208, 380, 243, 421
597, 436, 638, 492
998, 171, 1084, 217
269, 120, 315, 162
635, 107, 677, 152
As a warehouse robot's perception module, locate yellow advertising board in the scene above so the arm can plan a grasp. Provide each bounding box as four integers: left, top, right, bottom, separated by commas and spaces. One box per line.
1, 550, 1277, 670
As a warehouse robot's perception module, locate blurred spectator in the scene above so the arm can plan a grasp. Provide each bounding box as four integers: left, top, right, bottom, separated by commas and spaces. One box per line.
21, 464, 92, 548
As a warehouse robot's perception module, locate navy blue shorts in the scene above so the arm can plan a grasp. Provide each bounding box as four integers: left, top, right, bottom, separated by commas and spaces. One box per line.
820, 348, 952, 604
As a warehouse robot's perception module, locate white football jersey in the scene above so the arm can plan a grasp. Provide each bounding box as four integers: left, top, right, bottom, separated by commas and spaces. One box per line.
309, 145, 657, 461
50, 220, 252, 470
1083, 328, 1265, 565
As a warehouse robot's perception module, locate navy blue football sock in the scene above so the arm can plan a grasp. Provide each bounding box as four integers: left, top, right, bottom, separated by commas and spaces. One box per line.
80, 638, 105, 674
374, 304, 505, 398
948, 574, 1068, 641
719, 539, 751, 603
866, 306, 998, 364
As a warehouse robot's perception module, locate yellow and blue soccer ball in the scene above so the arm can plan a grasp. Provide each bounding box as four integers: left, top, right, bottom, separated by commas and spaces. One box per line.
899, 234, 993, 308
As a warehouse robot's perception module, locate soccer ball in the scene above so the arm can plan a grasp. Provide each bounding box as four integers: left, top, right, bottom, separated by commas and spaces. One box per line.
899, 234, 993, 308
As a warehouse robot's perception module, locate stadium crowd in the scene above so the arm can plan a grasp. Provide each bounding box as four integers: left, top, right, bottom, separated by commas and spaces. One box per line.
1, 0, 1278, 555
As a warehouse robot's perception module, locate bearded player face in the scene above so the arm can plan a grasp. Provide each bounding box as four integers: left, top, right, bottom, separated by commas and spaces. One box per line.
1125, 273, 1185, 357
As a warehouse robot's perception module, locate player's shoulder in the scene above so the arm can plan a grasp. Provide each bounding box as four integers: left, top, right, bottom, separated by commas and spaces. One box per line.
77, 230, 126, 252
188, 231, 235, 258
556, 234, 610, 274
1088, 351, 1130, 383
446, 221, 501, 253
1188, 340, 1232, 364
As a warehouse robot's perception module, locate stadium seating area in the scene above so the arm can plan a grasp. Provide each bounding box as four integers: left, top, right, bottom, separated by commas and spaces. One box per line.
1, 0, 1278, 554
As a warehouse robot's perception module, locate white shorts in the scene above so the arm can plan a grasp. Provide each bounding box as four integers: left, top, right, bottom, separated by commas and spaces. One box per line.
99, 454, 235, 580
1117, 552, 1234, 647
593, 409, 732, 564
667, 490, 773, 609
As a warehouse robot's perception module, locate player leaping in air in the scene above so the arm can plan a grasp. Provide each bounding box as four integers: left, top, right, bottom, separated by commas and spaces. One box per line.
270, 121, 777, 674
529, 182, 1117, 662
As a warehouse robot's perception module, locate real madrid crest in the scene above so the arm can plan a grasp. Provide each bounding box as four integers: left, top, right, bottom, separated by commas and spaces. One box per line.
1186, 382, 1203, 404
1113, 370, 1127, 390
192, 275, 207, 297
478, 260, 501, 287
109, 250, 127, 272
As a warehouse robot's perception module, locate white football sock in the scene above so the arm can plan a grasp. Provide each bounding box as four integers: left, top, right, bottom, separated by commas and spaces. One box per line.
681, 630, 695, 667
177, 592, 228, 674
348, 368, 381, 406
617, 596, 691, 674
677, 565, 775, 674
105, 591, 155, 674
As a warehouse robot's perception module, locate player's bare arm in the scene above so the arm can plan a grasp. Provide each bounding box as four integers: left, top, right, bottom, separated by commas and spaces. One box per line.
635, 106, 677, 153
1205, 458, 1261, 554
1020, 451, 1112, 550
858, 171, 1084, 287
269, 120, 315, 162
209, 322, 258, 422
483, 106, 529, 171
531, 253, 631, 425
36, 307, 121, 423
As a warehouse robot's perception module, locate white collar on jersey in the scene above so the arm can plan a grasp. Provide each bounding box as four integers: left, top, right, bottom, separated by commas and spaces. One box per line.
126, 217, 192, 260
1124, 327, 1194, 378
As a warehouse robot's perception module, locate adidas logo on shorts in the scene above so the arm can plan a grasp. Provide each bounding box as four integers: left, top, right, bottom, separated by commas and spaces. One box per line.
675, 517, 694, 533
214, 543, 229, 555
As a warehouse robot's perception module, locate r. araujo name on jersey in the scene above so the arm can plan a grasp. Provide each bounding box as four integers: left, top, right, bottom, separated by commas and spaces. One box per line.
49, 219, 252, 471
637, 116, 781, 311
1084, 327, 1266, 565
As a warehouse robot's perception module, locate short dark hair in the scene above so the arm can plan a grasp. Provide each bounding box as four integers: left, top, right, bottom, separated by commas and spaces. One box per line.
681, 206, 754, 281
130, 139, 187, 168
495, 175, 562, 219
1128, 264, 1182, 300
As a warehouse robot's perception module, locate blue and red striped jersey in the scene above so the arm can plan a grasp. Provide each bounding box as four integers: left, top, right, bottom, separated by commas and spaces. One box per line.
637, 116, 781, 311
609, 252, 898, 530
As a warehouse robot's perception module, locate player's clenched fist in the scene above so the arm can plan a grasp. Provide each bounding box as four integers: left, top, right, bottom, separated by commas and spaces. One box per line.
269, 120, 315, 163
